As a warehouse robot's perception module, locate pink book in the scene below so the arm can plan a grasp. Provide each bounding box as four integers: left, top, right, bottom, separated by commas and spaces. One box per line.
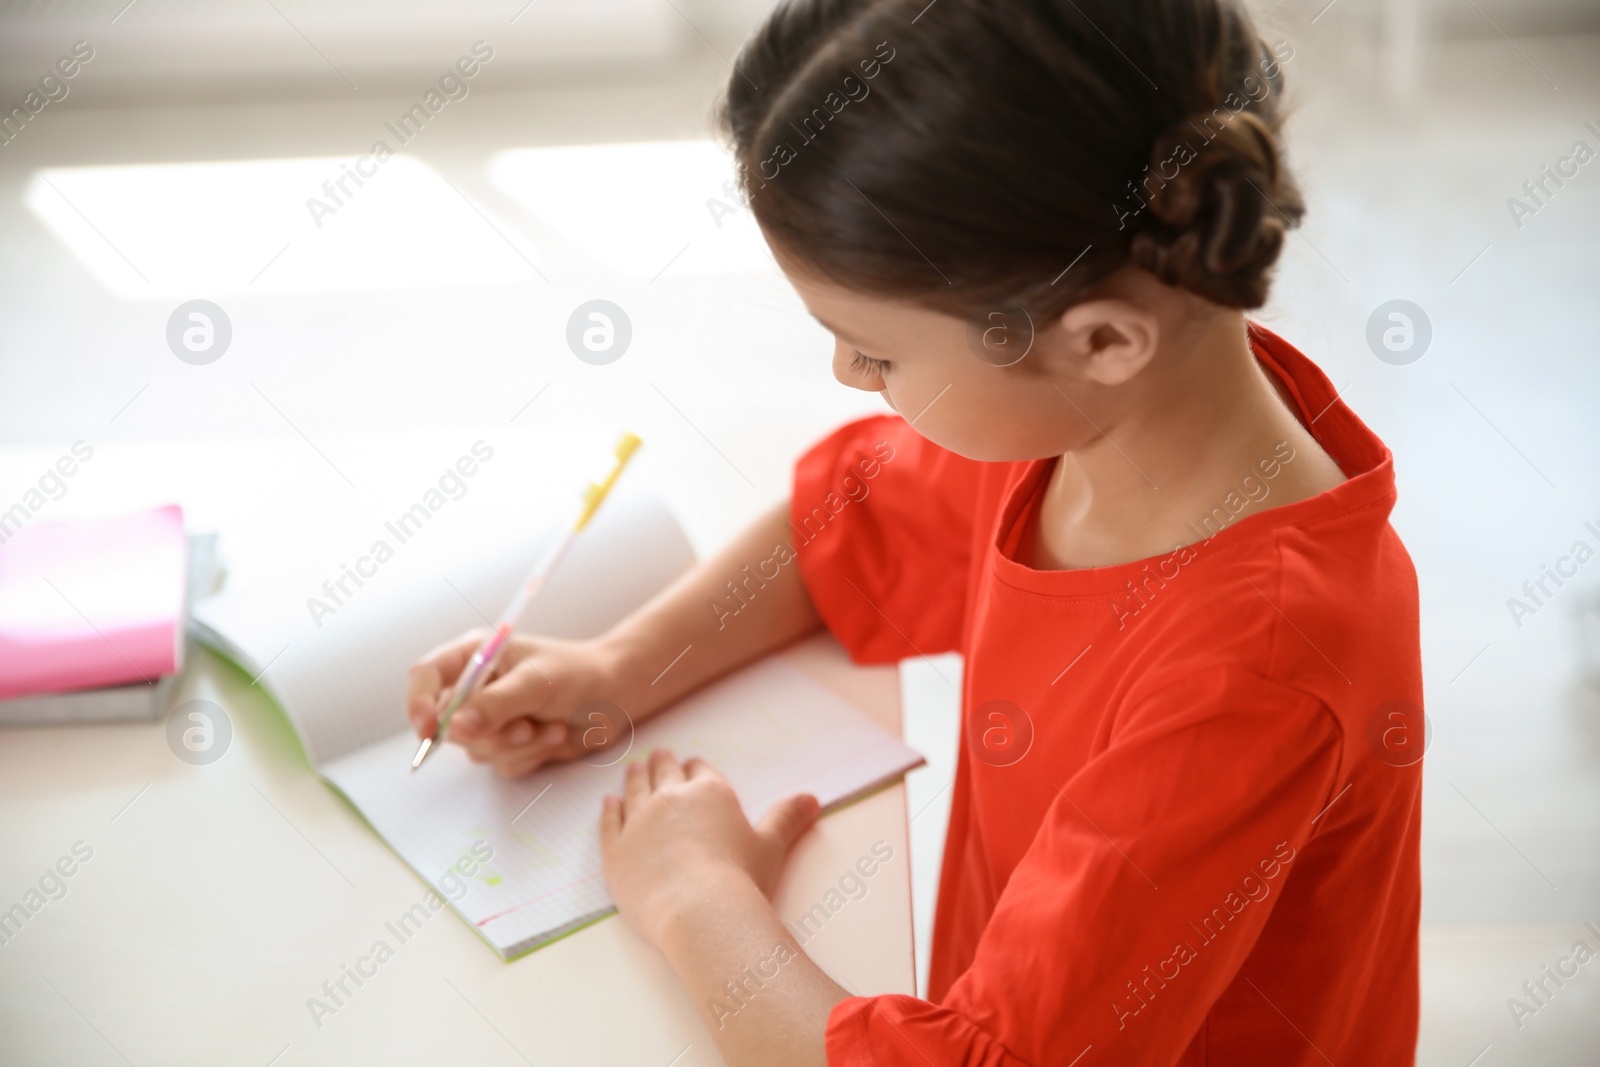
0, 505, 188, 699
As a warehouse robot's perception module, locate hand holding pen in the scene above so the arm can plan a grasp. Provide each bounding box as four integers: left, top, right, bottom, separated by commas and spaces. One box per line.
409, 432, 641, 773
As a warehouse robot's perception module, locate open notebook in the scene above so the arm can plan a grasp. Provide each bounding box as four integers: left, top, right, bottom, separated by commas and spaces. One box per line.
191, 493, 923, 959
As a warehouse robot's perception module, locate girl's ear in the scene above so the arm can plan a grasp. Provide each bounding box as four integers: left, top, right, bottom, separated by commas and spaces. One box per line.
1055, 299, 1161, 386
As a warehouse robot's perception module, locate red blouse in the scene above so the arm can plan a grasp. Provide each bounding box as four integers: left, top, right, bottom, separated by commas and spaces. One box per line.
796, 325, 1422, 1066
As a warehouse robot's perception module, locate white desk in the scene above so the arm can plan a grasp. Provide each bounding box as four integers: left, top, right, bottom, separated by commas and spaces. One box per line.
0, 435, 917, 1066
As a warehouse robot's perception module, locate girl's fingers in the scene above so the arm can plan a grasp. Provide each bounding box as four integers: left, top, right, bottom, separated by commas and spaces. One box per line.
406, 629, 496, 735
410, 630, 487, 687
756, 792, 820, 851
406, 678, 441, 736
405, 630, 484, 734
495, 725, 574, 778
648, 748, 684, 788
451, 707, 483, 738
457, 715, 523, 755
600, 794, 623, 843
682, 757, 717, 780
623, 761, 650, 811
467, 661, 554, 733
479, 722, 574, 777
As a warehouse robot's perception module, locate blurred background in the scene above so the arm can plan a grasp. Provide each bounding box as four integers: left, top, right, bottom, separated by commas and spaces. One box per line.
0, 0, 1597, 1062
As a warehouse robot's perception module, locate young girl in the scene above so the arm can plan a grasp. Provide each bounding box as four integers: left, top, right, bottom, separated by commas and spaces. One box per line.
408, 0, 1423, 1062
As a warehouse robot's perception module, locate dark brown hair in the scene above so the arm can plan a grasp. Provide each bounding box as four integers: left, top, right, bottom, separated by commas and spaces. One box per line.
718, 0, 1304, 316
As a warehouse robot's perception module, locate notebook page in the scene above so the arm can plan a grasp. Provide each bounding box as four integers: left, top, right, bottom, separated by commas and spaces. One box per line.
320, 656, 925, 959
191, 492, 694, 766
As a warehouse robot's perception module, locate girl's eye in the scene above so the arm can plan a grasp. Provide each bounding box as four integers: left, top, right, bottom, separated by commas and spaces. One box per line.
850, 349, 890, 376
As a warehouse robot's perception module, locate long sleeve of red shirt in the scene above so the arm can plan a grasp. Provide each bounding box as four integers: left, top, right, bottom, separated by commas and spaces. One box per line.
791, 325, 1424, 1066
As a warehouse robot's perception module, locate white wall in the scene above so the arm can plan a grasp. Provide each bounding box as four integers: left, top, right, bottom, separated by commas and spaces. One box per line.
0, 0, 691, 104
3, 0, 1594, 107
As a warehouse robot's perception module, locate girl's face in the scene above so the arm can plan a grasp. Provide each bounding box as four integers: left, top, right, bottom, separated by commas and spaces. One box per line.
778, 255, 1117, 463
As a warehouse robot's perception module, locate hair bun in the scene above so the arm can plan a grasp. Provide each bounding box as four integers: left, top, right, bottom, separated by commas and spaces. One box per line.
1129, 110, 1303, 308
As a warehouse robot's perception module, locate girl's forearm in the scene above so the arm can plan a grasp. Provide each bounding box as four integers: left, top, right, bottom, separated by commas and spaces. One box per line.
597, 502, 847, 1060
600, 500, 821, 721
660, 870, 847, 1067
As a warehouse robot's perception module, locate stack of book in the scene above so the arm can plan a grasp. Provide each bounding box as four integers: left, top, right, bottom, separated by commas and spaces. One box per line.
0, 505, 221, 724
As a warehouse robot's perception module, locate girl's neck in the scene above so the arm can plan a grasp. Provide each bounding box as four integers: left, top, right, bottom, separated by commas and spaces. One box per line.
1023, 315, 1346, 571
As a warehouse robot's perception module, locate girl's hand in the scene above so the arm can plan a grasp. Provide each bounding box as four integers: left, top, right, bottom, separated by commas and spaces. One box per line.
405, 629, 628, 778
600, 749, 819, 951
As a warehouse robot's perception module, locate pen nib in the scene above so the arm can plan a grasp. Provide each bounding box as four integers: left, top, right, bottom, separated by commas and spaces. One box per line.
411, 735, 434, 772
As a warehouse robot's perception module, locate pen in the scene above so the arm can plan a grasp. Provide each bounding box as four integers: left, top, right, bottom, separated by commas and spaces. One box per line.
410, 431, 643, 772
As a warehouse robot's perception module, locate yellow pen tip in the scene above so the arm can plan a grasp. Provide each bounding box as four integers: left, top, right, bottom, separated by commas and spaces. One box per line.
615, 432, 642, 462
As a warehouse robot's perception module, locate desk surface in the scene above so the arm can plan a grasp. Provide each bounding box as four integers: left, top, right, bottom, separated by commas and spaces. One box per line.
0, 437, 916, 1067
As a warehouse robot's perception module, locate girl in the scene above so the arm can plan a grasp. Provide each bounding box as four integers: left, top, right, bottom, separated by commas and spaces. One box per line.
408, 0, 1423, 1062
